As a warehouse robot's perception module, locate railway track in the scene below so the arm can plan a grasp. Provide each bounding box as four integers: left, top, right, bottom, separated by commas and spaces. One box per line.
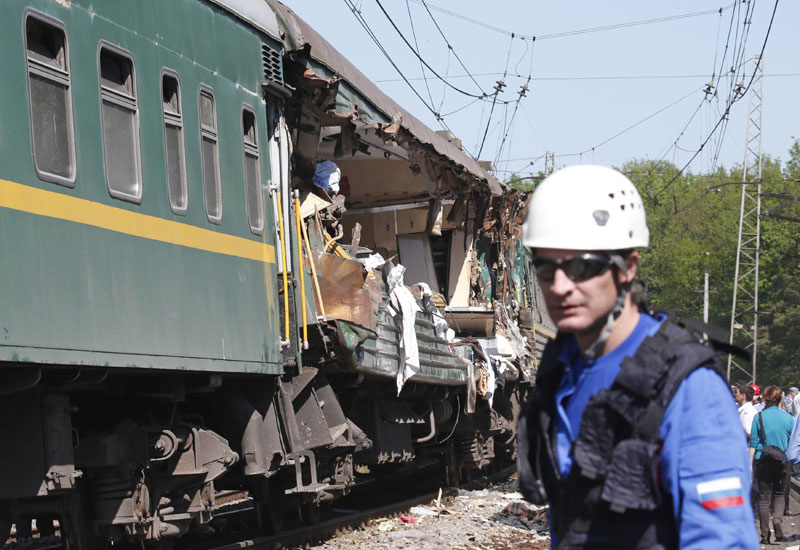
3, 466, 518, 550
196, 465, 517, 550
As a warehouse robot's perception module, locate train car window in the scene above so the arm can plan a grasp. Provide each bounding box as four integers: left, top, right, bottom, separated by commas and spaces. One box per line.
161, 71, 187, 213
198, 86, 221, 223
242, 106, 263, 234
24, 11, 76, 186
99, 44, 142, 203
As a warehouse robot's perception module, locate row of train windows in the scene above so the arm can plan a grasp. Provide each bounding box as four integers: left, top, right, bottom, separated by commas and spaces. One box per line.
25, 12, 265, 235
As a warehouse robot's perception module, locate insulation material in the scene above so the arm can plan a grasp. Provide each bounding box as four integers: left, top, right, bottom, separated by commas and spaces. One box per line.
387, 264, 422, 395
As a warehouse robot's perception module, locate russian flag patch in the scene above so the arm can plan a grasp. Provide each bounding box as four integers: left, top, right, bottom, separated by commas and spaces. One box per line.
696, 477, 745, 510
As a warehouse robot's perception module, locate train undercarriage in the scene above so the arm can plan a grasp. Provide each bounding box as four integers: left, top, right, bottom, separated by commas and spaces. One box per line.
0, 356, 531, 549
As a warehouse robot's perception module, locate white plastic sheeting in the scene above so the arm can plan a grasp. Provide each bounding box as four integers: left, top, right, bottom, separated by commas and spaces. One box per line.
387, 264, 422, 395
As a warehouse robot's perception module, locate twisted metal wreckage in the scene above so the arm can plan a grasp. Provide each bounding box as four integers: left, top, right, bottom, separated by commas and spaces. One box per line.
274, 4, 555, 411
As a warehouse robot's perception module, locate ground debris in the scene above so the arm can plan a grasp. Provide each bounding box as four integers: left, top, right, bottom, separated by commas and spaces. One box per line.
296, 477, 550, 550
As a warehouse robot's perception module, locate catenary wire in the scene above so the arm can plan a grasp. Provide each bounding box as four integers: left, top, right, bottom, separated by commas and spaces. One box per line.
373, 0, 500, 100
405, 0, 436, 108
407, 0, 735, 42
419, 0, 488, 95
649, 0, 779, 205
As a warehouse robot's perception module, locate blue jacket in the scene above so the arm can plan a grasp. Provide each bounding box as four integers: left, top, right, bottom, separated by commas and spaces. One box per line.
552, 313, 758, 549
786, 414, 800, 463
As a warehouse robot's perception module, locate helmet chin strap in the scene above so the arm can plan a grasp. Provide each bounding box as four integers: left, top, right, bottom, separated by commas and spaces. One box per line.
582, 254, 630, 361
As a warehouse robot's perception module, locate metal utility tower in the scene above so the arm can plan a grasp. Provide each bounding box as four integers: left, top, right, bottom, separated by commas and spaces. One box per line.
544, 151, 555, 175
728, 56, 764, 383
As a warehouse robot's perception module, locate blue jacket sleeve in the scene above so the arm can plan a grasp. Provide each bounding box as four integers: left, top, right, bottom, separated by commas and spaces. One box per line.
659, 367, 759, 550
787, 414, 800, 463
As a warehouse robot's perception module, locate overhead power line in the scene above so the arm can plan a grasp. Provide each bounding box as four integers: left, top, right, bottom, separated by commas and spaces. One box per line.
373, 0, 499, 100
649, 0, 780, 205
374, 72, 800, 84
342, 0, 472, 152
407, 0, 735, 42
493, 86, 701, 166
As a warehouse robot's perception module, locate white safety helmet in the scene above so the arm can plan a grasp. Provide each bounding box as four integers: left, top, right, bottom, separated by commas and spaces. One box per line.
522, 165, 649, 250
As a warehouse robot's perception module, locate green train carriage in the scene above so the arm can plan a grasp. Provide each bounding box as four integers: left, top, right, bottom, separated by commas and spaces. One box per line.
0, 0, 305, 544
0, 0, 552, 547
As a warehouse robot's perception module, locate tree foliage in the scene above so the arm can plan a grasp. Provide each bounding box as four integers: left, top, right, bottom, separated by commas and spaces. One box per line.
621, 140, 800, 387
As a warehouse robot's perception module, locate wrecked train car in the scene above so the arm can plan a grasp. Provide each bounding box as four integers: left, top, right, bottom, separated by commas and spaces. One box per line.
275, 5, 556, 479
0, 0, 553, 547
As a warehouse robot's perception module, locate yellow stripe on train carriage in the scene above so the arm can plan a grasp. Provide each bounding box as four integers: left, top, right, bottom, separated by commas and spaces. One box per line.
0, 178, 276, 264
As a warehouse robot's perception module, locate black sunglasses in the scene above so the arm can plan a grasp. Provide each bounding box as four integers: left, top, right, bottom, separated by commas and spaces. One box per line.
531, 253, 616, 282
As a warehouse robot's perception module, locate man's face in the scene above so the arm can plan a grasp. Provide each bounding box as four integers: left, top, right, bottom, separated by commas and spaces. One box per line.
535, 248, 636, 334
734, 388, 745, 405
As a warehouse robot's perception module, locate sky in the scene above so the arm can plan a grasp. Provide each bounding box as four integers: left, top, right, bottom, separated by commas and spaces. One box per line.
280, 1, 798, 181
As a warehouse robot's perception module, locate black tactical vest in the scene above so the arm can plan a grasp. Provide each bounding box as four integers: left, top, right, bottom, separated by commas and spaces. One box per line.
517, 319, 726, 550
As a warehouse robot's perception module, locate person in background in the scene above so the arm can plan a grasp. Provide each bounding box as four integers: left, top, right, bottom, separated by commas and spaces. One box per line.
783, 410, 800, 516
752, 384, 765, 412
787, 386, 800, 417
735, 384, 757, 440
749, 385, 794, 544
516, 165, 757, 549
786, 413, 800, 464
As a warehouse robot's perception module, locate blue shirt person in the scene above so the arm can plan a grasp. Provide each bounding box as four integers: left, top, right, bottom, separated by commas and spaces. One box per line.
518, 165, 758, 549
553, 313, 757, 549
784, 412, 800, 463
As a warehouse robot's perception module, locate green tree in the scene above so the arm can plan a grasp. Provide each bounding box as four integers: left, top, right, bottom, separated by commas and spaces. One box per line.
619, 143, 800, 387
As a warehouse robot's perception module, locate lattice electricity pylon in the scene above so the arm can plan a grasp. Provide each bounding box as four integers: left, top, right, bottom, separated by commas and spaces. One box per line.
728, 56, 764, 383
544, 151, 555, 175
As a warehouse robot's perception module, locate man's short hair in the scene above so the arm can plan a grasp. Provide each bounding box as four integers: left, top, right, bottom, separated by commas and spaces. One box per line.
739, 384, 754, 402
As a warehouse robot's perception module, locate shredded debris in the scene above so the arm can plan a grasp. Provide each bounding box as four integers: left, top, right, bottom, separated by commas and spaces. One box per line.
299, 477, 550, 550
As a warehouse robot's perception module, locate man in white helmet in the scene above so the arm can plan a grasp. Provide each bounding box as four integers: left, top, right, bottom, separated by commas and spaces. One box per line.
516, 166, 758, 549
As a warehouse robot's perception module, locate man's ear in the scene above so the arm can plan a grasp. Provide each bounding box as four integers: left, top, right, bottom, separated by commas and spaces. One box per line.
620, 251, 639, 284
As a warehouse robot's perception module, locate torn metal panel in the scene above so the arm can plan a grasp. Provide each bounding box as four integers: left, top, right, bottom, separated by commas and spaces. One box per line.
310, 251, 377, 332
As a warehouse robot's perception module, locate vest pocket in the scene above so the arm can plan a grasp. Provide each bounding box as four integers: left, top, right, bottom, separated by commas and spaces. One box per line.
602, 438, 661, 511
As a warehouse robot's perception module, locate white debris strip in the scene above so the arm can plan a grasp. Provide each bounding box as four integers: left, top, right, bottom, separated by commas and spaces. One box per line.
387, 264, 422, 395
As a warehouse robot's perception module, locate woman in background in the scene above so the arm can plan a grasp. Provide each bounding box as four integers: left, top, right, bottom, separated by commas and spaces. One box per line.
750, 385, 795, 544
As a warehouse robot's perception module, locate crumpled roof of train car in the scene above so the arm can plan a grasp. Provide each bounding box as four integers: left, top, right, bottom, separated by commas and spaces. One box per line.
273, 1, 504, 196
